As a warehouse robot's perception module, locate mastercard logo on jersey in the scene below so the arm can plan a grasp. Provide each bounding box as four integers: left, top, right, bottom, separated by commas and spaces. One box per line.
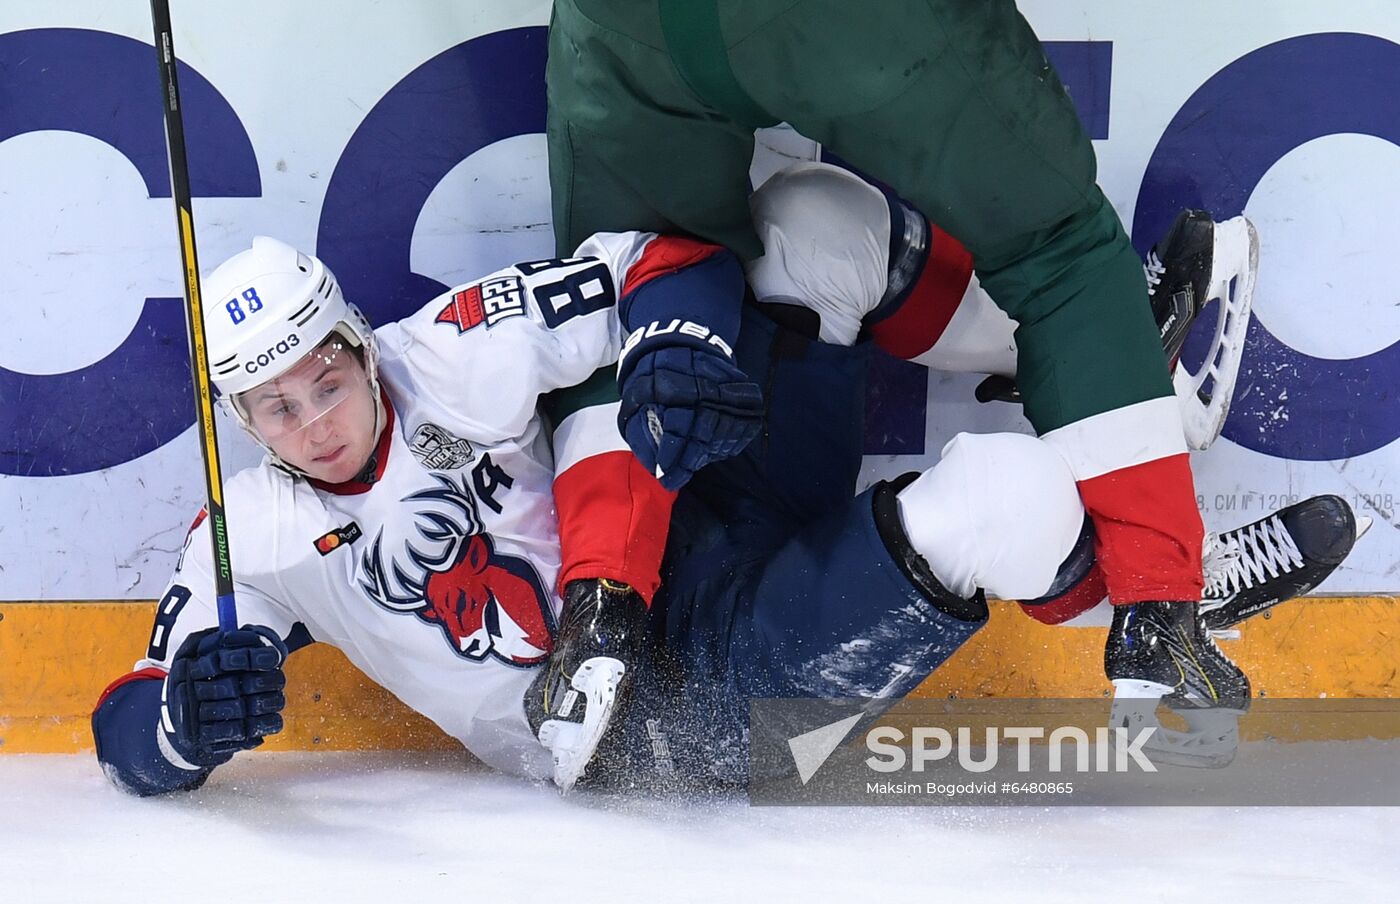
314, 522, 364, 556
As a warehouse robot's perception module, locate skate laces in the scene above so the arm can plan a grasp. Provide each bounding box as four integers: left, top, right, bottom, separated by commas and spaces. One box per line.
1144, 251, 1166, 292
1202, 516, 1305, 601
1200, 533, 1241, 607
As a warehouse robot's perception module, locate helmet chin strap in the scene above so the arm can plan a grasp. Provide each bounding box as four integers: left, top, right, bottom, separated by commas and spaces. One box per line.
341, 323, 388, 484
243, 420, 309, 480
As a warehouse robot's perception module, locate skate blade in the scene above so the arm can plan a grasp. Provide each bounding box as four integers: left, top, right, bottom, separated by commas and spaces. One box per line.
537, 657, 625, 794
1110, 679, 1242, 769
1174, 216, 1258, 450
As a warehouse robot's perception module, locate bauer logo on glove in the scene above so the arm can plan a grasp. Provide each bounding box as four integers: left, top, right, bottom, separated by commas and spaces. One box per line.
617, 330, 764, 491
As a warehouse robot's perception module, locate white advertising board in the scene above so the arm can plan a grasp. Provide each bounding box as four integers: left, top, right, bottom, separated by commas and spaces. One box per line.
1, 1, 1396, 598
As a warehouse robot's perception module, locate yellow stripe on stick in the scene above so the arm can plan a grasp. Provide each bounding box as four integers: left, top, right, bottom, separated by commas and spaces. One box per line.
179, 207, 222, 500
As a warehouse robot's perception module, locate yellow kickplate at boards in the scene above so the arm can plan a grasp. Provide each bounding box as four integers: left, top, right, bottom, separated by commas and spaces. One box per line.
912, 596, 1400, 700
0, 602, 457, 754
1, 598, 1397, 753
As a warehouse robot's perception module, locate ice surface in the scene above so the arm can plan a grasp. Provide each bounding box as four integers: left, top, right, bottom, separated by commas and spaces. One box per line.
3, 752, 1398, 903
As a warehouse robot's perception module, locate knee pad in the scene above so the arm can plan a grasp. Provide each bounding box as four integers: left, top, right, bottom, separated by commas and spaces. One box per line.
896, 432, 1084, 600
746, 162, 1013, 375
746, 162, 890, 346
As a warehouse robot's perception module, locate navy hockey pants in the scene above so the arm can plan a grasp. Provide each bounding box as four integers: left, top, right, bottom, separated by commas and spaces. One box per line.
591, 305, 988, 790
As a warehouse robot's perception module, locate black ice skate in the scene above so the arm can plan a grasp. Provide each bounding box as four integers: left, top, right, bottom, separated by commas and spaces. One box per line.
976, 207, 1217, 405
1105, 495, 1368, 768
1201, 494, 1370, 632
1105, 600, 1250, 768
1144, 209, 1215, 368
1149, 208, 1258, 449
978, 208, 1257, 451
526, 578, 647, 792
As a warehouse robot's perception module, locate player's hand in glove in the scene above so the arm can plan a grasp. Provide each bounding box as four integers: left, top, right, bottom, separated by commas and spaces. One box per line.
618, 343, 764, 491
160, 625, 288, 768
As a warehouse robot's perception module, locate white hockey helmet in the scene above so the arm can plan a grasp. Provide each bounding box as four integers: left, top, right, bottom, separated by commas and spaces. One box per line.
201, 236, 383, 467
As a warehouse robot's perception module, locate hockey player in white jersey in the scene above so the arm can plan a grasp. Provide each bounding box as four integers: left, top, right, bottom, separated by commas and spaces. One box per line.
93, 166, 1362, 795
91, 229, 753, 792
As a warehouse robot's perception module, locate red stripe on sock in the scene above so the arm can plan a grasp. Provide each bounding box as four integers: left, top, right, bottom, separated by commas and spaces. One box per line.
553, 451, 675, 604
1019, 563, 1108, 625
1078, 453, 1205, 603
870, 222, 974, 360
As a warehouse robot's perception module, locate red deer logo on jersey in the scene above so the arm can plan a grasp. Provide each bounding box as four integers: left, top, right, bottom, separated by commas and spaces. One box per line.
420, 534, 553, 663
358, 473, 555, 666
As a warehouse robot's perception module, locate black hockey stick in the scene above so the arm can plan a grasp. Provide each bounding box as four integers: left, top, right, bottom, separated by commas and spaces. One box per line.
150, 0, 238, 632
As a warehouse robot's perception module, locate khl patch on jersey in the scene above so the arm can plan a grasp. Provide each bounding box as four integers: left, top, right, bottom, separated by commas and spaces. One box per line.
409, 422, 475, 471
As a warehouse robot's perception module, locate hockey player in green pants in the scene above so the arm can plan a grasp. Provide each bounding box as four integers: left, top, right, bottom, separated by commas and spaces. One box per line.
544, 0, 1258, 759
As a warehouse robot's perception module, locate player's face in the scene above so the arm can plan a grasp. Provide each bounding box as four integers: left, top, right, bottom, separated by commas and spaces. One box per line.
238, 338, 379, 483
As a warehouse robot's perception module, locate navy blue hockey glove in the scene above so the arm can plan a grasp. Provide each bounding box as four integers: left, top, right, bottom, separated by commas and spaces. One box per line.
619, 343, 764, 491
160, 625, 288, 768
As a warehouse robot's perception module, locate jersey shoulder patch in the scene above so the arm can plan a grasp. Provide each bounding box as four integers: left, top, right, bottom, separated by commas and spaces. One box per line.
434, 274, 527, 334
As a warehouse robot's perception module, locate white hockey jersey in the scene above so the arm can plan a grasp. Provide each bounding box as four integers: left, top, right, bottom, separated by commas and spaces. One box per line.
130, 231, 700, 779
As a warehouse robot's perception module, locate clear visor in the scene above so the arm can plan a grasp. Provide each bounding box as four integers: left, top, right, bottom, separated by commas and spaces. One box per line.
234, 336, 370, 443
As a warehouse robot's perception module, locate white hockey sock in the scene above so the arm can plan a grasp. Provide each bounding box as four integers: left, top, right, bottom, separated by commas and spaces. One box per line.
906, 273, 1019, 376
